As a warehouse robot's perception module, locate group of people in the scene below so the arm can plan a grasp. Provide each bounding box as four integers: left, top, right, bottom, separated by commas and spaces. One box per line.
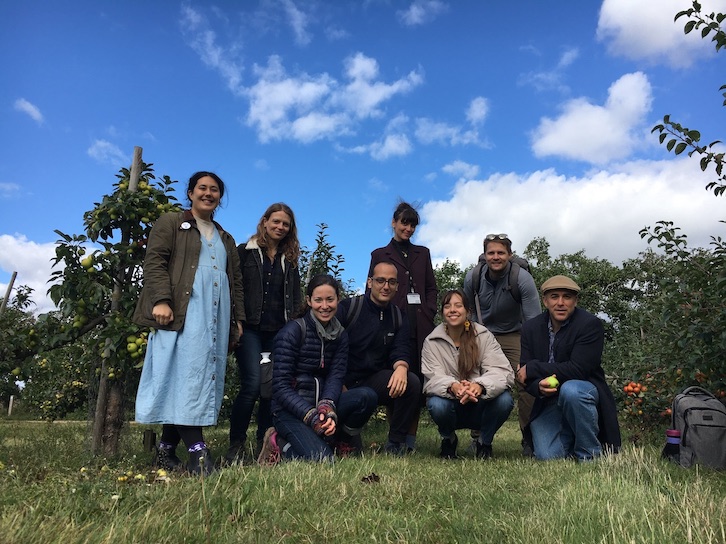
133, 170, 621, 475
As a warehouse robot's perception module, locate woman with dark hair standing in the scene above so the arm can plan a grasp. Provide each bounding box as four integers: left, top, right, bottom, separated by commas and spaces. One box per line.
257, 275, 377, 464
226, 203, 301, 463
134, 171, 244, 475
369, 201, 438, 451
422, 290, 514, 459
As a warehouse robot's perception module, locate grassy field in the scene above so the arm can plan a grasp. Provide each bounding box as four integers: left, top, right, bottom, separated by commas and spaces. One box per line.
0, 414, 724, 544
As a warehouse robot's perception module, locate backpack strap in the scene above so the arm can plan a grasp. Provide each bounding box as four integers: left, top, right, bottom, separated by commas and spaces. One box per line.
345, 295, 365, 330
294, 317, 306, 347
392, 304, 402, 330
472, 262, 484, 323
508, 262, 522, 305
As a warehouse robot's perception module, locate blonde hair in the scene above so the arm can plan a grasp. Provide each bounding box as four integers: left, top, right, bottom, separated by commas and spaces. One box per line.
252, 202, 300, 265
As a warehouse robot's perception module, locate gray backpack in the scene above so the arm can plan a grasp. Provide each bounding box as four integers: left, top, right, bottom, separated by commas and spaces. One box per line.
671, 386, 726, 469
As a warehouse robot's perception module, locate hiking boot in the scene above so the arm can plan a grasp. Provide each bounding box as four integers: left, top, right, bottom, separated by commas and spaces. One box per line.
257, 427, 281, 466
187, 448, 215, 476
476, 442, 493, 460
224, 440, 245, 465
152, 445, 182, 471
439, 435, 458, 459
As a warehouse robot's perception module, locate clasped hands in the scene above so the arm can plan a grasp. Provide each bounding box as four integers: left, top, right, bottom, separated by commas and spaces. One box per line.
307, 401, 337, 437
450, 380, 483, 404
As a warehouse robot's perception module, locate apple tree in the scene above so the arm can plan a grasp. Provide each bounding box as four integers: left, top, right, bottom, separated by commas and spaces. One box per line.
38, 157, 181, 454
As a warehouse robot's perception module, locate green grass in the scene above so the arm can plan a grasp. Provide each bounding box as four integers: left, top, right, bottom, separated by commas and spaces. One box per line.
0, 415, 724, 544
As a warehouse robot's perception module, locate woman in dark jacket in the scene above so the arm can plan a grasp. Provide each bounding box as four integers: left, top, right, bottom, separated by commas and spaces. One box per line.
226, 203, 301, 463
134, 171, 244, 476
369, 201, 438, 450
257, 275, 377, 464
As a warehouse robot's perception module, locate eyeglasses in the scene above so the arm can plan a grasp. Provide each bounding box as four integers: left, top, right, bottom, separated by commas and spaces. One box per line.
485, 233, 509, 241
371, 277, 399, 287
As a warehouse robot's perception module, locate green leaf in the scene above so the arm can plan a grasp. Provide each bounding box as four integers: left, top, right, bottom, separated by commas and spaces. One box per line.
685, 20, 697, 34
686, 130, 701, 141
675, 142, 688, 155
666, 139, 676, 151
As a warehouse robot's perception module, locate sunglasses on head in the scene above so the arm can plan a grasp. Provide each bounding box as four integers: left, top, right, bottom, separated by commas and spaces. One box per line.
485, 233, 509, 241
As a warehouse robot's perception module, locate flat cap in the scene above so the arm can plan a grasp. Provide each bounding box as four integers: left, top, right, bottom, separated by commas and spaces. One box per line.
540, 275, 581, 294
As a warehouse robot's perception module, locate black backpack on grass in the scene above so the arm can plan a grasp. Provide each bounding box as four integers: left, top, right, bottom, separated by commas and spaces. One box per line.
670, 386, 726, 469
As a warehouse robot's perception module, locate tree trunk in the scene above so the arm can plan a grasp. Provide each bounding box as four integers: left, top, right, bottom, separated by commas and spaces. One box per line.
102, 381, 125, 456
91, 146, 143, 456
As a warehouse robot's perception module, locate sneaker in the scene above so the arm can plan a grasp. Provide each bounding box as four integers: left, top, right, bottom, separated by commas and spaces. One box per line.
439, 435, 459, 459
384, 440, 407, 456
152, 445, 182, 471
187, 448, 215, 476
224, 440, 245, 465
521, 440, 534, 458
476, 442, 493, 459
335, 434, 363, 457
257, 427, 281, 466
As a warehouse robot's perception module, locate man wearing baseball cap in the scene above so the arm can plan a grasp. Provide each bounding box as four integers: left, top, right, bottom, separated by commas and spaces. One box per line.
515, 275, 621, 461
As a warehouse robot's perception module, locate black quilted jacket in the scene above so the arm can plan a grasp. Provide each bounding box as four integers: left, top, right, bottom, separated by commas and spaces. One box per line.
270, 312, 348, 421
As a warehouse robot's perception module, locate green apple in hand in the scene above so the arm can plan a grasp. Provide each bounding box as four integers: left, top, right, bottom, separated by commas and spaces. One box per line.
544, 375, 559, 389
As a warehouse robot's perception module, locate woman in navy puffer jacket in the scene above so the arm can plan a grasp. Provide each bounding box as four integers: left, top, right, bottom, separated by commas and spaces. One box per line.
258, 274, 377, 463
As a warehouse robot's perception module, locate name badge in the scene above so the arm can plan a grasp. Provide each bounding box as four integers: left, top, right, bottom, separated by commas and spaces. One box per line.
407, 293, 422, 305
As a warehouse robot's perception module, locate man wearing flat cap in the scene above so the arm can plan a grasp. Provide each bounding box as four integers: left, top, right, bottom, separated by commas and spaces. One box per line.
516, 275, 621, 461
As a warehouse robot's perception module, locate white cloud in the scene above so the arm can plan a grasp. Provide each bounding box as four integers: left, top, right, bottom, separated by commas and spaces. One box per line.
415, 118, 482, 147
246, 53, 422, 144
0, 182, 21, 198
281, 0, 312, 46
370, 133, 412, 160
597, 0, 726, 68
397, 0, 449, 26
558, 47, 579, 69
519, 47, 579, 93
466, 97, 489, 125
87, 139, 129, 167
530, 72, 652, 164
14, 98, 44, 124
336, 53, 423, 119
441, 160, 479, 181
416, 158, 725, 271
368, 177, 388, 192
0, 235, 61, 314
179, 5, 245, 95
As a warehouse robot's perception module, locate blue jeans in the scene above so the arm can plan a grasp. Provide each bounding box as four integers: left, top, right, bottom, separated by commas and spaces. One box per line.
273, 387, 377, 462
427, 391, 514, 446
530, 379, 601, 461
229, 328, 276, 445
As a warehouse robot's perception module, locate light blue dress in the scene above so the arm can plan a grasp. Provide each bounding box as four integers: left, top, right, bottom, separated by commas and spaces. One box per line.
135, 228, 230, 426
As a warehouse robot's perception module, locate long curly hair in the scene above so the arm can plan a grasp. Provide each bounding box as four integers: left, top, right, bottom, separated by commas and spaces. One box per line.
252, 202, 300, 265
441, 289, 480, 379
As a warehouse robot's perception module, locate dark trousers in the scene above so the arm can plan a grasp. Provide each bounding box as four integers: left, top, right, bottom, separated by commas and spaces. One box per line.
229, 328, 276, 445
353, 369, 421, 444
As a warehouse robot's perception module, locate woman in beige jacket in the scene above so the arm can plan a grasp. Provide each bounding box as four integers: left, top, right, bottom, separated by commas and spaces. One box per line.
422, 289, 514, 459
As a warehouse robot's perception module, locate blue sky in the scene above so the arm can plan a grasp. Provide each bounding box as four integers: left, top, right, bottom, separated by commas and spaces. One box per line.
2, 0, 725, 313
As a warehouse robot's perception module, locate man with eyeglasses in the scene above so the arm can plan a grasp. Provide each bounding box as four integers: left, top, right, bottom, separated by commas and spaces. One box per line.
463, 233, 541, 456
336, 261, 421, 455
